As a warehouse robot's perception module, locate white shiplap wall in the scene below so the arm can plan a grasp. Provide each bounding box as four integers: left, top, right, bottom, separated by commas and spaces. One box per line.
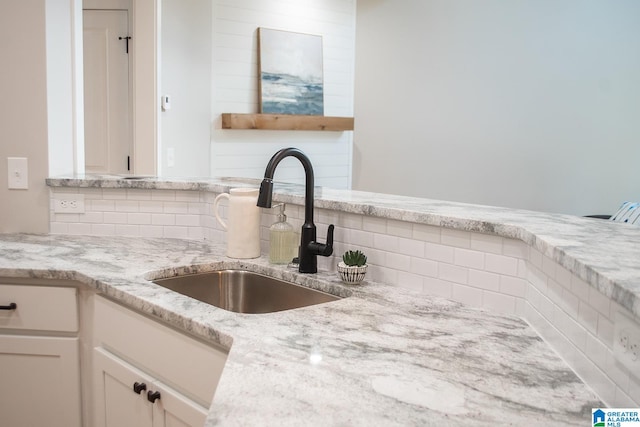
210, 0, 356, 188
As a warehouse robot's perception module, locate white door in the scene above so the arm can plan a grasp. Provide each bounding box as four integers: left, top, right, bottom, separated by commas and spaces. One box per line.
83, 10, 131, 174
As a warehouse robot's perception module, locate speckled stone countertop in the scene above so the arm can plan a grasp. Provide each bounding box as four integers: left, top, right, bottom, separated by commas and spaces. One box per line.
47, 174, 640, 319
0, 233, 599, 425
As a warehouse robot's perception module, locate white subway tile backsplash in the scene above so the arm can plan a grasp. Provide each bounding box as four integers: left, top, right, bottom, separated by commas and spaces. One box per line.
176, 214, 201, 227
67, 223, 91, 235
127, 213, 152, 225
502, 238, 528, 259
90, 200, 115, 212
139, 225, 164, 238
628, 376, 640, 404
387, 220, 413, 238
468, 269, 500, 292
453, 248, 484, 270
499, 276, 527, 298
412, 223, 440, 243
578, 301, 599, 336
441, 229, 471, 248
164, 226, 190, 239
410, 257, 438, 278
451, 283, 483, 306
485, 253, 518, 276
151, 214, 175, 226
346, 228, 374, 248
80, 212, 105, 223
115, 224, 139, 236
55, 213, 81, 222
482, 291, 516, 315
470, 233, 502, 254
542, 256, 556, 278
397, 271, 424, 292
572, 352, 617, 405
91, 223, 115, 236
555, 309, 586, 350
438, 264, 468, 284
337, 213, 362, 230
597, 316, 615, 348
49, 222, 69, 234
102, 189, 127, 200
423, 277, 452, 299
386, 252, 411, 273
527, 265, 547, 292
589, 286, 612, 317
103, 212, 127, 224
424, 242, 454, 264
529, 248, 543, 269
555, 265, 573, 289
139, 201, 165, 213
373, 233, 399, 252
175, 191, 200, 202
570, 275, 590, 297
116, 200, 140, 212
127, 189, 152, 200
362, 216, 386, 233
151, 190, 176, 201
163, 202, 190, 214
397, 237, 425, 258
603, 350, 632, 392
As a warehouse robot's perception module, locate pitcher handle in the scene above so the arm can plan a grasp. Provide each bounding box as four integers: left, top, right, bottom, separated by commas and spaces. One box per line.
213, 193, 229, 230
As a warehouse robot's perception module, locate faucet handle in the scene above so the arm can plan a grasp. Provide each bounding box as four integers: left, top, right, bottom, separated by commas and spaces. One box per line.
308, 224, 334, 257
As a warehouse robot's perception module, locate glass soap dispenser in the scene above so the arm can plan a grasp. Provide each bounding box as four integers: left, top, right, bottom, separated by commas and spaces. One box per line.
269, 203, 296, 264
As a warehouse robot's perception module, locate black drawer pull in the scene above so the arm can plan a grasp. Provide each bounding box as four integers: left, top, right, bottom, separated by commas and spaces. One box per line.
0, 303, 17, 310
147, 390, 161, 403
133, 382, 147, 394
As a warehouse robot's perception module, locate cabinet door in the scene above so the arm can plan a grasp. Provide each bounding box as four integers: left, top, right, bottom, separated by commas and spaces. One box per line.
0, 335, 81, 427
94, 348, 208, 427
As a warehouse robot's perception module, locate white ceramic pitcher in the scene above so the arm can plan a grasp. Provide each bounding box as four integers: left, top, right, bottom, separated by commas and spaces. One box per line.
213, 188, 261, 259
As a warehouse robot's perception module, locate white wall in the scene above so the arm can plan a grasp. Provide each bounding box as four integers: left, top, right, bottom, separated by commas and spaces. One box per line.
354, 0, 640, 215
159, 0, 211, 177
0, 0, 50, 233
209, 0, 356, 188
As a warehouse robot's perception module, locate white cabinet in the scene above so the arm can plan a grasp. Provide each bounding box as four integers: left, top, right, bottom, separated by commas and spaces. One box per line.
92, 296, 228, 427
0, 284, 82, 427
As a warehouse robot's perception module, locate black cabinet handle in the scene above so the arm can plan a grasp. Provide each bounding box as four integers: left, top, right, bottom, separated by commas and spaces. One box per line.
147, 390, 161, 403
0, 303, 17, 310
133, 382, 147, 394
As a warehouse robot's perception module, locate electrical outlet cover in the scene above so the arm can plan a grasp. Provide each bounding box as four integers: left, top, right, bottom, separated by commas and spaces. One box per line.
53, 194, 85, 214
613, 310, 640, 375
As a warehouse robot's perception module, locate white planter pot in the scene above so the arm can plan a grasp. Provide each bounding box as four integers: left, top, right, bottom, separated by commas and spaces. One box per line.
337, 262, 368, 284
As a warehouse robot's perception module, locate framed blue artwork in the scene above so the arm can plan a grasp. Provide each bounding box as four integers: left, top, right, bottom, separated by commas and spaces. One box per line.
258, 28, 324, 116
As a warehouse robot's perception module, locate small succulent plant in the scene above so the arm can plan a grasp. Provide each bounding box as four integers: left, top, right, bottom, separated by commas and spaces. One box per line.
342, 250, 367, 267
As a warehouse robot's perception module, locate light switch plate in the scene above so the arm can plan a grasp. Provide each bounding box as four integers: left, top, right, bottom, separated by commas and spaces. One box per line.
7, 157, 28, 189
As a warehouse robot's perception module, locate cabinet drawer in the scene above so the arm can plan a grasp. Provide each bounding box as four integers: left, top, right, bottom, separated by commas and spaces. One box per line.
0, 285, 78, 332
94, 296, 228, 408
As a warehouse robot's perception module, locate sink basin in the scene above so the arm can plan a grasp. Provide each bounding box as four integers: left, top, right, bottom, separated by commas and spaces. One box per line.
152, 270, 341, 314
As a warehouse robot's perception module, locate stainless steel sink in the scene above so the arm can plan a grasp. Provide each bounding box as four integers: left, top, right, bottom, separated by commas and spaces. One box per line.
152, 270, 340, 314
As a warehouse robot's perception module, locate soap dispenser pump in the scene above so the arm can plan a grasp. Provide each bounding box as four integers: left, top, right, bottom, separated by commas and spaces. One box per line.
269, 203, 296, 264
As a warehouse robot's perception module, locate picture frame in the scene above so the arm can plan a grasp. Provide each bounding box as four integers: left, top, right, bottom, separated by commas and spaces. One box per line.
258, 28, 324, 116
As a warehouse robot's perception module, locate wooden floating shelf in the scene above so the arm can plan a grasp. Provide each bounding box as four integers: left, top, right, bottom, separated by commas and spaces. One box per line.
221, 113, 354, 131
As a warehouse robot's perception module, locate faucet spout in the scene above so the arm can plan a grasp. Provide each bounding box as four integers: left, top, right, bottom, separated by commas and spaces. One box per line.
257, 148, 333, 273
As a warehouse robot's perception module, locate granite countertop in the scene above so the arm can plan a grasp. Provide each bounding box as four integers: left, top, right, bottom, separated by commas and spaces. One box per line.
47, 174, 640, 319
0, 233, 600, 425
